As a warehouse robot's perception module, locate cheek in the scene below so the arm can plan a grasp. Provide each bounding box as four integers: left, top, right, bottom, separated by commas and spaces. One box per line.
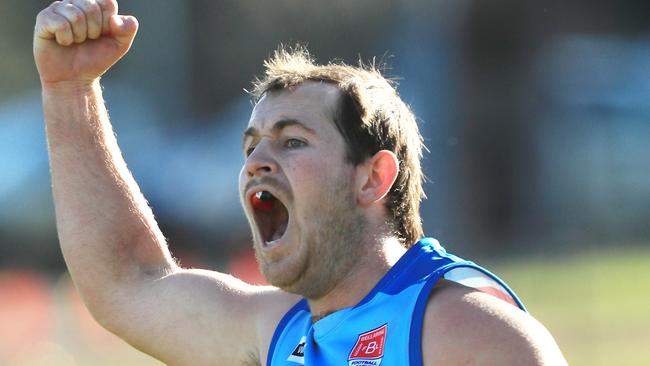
285, 155, 334, 194
289, 157, 351, 208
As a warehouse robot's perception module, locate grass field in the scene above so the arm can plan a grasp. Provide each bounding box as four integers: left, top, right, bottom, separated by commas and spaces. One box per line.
493, 247, 650, 366
2, 246, 649, 365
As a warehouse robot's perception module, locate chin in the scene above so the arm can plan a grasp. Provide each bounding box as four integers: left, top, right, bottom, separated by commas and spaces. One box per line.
264, 260, 336, 300
260, 261, 303, 292
254, 244, 304, 289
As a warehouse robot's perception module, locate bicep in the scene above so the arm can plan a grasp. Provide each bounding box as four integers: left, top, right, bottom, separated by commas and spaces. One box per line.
100, 268, 293, 366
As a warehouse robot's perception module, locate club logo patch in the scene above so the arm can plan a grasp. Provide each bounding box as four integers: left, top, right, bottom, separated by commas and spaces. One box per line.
287, 336, 306, 364
348, 324, 387, 366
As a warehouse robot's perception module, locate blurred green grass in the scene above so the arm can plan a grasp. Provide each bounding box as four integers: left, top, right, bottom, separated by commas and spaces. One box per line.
492, 246, 650, 366
3, 247, 649, 365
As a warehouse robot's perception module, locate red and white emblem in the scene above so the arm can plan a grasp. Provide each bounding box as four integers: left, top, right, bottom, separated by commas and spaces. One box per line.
348, 324, 387, 366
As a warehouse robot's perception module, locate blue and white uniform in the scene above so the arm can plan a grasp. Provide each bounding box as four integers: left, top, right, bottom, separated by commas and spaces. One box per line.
267, 238, 526, 366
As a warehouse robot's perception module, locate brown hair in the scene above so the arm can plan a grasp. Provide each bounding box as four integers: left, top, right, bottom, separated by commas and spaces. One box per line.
250, 46, 426, 247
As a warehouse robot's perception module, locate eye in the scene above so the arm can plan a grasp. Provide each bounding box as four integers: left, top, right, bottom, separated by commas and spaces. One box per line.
285, 138, 306, 149
245, 145, 256, 157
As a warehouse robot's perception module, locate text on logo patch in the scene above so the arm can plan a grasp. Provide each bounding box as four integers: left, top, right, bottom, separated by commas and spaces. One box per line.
348, 324, 387, 366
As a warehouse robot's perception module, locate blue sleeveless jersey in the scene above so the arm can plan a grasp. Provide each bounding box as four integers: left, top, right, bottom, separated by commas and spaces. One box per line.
267, 238, 526, 366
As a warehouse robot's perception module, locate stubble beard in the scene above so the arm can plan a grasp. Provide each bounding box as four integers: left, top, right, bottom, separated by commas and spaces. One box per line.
255, 173, 367, 299
293, 189, 366, 299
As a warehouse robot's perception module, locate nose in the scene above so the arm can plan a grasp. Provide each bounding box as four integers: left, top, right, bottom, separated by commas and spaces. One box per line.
245, 140, 278, 178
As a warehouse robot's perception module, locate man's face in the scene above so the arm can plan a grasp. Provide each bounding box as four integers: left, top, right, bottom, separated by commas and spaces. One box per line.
239, 82, 366, 298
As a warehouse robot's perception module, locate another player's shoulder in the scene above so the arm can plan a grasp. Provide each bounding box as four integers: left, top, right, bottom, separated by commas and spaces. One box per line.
422, 279, 567, 366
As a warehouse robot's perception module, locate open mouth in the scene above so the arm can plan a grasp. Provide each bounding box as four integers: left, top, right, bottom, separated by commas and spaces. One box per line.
251, 191, 289, 246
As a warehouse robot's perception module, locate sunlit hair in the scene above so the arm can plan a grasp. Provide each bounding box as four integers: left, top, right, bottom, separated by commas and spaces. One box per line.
250, 45, 426, 247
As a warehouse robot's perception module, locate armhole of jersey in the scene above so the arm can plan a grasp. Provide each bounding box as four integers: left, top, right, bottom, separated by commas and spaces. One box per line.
266, 298, 308, 366
408, 263, 527, 366
408, 271, 444, 366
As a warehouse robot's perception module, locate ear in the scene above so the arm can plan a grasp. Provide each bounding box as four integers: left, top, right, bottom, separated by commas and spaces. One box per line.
356, 150, 399, 207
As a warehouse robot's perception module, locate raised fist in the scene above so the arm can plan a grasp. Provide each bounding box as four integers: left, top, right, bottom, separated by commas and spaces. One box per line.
34, 0, 138, 87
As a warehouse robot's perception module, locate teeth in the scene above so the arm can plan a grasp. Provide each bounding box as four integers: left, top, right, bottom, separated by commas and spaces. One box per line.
256, 191, 273, 200
265, 239, 281, 247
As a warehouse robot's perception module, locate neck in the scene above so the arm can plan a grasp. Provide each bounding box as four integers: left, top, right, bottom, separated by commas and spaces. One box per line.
307, 236, 406, 322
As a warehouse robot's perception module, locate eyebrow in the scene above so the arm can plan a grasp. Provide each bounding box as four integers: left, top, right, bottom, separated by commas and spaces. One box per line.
242, 119, 316, 147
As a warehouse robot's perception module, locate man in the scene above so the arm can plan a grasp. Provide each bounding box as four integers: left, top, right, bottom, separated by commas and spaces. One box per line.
34, 1, 566, 365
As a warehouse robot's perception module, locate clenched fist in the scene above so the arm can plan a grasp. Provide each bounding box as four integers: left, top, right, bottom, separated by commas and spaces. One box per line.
34, 0, 138, 88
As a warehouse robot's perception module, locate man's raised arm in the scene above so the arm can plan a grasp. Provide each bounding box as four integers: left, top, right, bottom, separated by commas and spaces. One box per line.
34, 2, 292, 365
34, 0, 175, 309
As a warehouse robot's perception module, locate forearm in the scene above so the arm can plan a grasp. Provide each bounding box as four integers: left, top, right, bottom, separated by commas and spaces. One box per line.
44, 80, 176, 304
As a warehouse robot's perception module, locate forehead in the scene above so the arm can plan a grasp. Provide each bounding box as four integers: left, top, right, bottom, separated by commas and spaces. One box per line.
248, 82, 341, 131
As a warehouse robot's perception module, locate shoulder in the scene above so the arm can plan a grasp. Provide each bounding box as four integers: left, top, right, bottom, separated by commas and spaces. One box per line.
421, 279, 567, 366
